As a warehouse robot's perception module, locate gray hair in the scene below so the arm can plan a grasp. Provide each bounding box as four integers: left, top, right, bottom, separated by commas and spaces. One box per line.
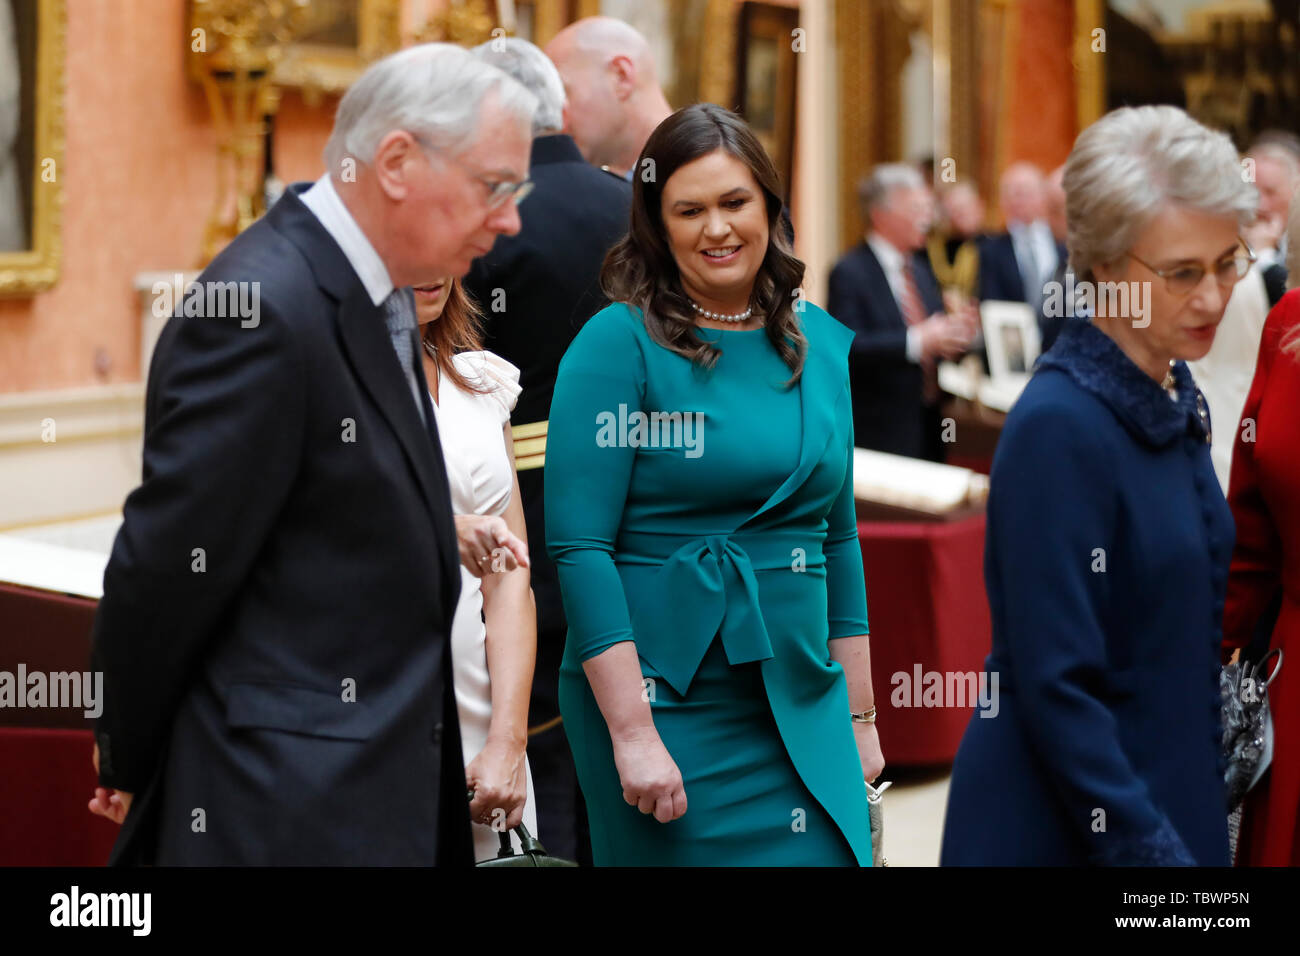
1063, 105, 1257, 282
323, 43, 538, 173
857, 163, 926, 222
471, 37, 566, 137
1249, 142, 1300, 181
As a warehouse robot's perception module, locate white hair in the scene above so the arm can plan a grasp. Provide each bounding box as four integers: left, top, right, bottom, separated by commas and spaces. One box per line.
1063, 105, 1257, 282
471, 37, 566, 137
858, 163, 925, 221
323, 43, 537, 172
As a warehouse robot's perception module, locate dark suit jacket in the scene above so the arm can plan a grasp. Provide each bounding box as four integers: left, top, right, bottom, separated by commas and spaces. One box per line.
977, 233, 1027, 304
1264, 262, 1288, 308
91, 183, 473, 866
980, 231, 1071, 361
979, 231, 1069, 305
463, 134, 631, 725
827, 240, 945, 460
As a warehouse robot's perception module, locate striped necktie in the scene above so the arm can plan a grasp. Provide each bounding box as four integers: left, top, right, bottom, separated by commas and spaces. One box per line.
381, 288, 427, 426
901, 259, 939, 404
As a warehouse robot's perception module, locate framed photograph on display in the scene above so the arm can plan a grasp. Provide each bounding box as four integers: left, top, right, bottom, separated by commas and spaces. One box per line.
981, 300, 1040, 383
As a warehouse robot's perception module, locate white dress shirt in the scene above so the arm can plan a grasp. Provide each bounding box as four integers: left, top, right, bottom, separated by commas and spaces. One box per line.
1008, 219, 1059, 306
867, 232, 925, 363
299, 174, 393, 307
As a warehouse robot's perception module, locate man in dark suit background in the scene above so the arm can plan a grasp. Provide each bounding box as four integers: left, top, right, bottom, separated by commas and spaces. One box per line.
1244, 134, 1299, 305
829, 163, 975, 462
87, 44, 535, 865
1036, 163, 1074, 353
464, 37, 632, 865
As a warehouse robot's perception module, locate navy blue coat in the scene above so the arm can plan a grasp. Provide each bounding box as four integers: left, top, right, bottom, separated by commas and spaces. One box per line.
941, 318, 1232, 866
827, 241, 946, 460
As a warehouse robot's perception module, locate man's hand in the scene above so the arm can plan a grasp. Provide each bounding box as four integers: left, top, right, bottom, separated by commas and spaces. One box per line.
89, 743, 133, 824
1243, 211, 1284, 255
919, 314, 973, 361
455, 514, 530, 578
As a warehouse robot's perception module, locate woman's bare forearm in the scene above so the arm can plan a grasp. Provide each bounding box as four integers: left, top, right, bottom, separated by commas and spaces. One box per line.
478, 434, 537, 745
481, 570, 536, 744
582, 642, 656, 741
829, 633, 875, 712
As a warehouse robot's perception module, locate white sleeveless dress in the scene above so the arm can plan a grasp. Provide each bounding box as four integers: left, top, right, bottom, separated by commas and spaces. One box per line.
431, 349, 538, 862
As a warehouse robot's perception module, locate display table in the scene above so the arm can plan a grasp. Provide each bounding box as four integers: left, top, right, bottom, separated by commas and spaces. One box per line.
0, 579, 115, 865
857, 513, 992, 765
940, 397, 1005, 475
0, 727, 119, 865
2, 515, 992, 863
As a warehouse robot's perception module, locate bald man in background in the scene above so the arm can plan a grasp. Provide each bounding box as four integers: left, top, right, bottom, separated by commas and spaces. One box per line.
545, 15, 794, 244
545, 17, 672, 180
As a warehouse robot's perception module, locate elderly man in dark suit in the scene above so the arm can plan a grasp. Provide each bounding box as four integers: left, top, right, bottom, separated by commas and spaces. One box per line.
980, 162, 1068, 313
463, 37, 632, 865
87, 44, 536, 866
829, 163, 975, 462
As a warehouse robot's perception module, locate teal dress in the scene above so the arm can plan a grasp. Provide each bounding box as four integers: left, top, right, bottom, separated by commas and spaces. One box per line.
545, 302, 873, 866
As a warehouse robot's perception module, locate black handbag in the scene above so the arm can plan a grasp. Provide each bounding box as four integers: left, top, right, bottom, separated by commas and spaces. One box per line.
1220, 647, 1282, 811
474, 822, 578, 867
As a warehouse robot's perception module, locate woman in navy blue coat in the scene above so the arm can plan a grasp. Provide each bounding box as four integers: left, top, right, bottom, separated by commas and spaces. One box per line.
941, 105, 1259, 865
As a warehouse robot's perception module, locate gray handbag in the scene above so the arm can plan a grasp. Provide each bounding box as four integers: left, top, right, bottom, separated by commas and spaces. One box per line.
865, 780, 891, 867
1220, 647, 1282, 811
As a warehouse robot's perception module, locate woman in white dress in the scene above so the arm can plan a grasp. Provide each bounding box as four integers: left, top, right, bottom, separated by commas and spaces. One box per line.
414, 276, 538, 862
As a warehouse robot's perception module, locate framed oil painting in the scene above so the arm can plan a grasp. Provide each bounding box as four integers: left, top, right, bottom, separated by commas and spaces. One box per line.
734, 1, 798, 194
186, 0, 401, 103
1078, 0, 1299, 147
0, 0, 65, 296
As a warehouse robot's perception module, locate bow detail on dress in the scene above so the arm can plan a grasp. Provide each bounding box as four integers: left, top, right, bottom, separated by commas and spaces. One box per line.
628, 534, 777, 697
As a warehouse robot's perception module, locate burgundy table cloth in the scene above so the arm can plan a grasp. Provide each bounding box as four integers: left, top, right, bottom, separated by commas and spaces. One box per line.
857, 514, 993, 765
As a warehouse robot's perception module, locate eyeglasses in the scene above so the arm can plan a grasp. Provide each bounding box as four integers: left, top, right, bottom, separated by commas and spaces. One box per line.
411, 133, 533, 210
1124, 240, 1257, 297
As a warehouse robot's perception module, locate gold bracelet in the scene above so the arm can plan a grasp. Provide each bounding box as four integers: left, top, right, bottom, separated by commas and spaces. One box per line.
850, 706, 877, 724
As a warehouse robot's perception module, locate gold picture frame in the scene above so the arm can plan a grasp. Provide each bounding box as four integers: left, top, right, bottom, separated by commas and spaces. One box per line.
0, 0, 66, 297
1075, 1, 1300, 146
271, 0, 400, 102
186, 1, 402, 104
734, 1, 798, 196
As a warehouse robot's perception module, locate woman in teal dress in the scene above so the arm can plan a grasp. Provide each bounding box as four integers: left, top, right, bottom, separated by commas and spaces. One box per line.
545, 104, 883, 866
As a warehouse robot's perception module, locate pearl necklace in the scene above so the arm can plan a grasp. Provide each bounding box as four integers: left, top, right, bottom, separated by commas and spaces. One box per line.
689, 298, 753, 323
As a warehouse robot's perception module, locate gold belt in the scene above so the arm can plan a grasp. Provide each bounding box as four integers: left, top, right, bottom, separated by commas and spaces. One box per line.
511, 420, 547, 471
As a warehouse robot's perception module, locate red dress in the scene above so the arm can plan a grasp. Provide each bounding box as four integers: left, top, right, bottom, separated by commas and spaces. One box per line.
1224, 288, 1300, 866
